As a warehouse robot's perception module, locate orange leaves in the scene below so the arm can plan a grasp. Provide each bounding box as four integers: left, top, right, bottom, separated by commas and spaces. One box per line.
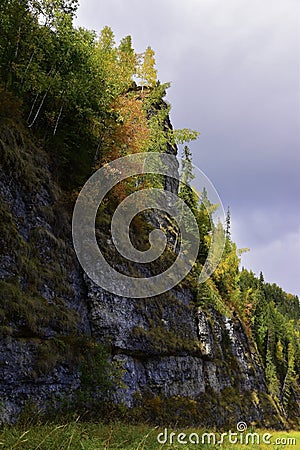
112, 93, 150, 157
100, 92, 151, 204
101, 93, 150, 164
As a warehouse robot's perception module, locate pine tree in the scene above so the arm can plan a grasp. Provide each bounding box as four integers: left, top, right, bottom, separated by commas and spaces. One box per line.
174, 146, 199, 252
259, 271, 264, 284
282, 342, 297, 409
225, 206, 231, 239
266, 348, 280, 397
178, 146, 198, 213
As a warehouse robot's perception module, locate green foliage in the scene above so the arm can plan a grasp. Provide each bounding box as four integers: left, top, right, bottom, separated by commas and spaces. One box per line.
211, 239, 240, 301
0, 88, 23, 120
181, 150, 300, 417
131, 394, 198, 426
0, 279, 79, 337
118, 35, 137, 88
172, 128, 199, 145
0, 3, 198, 187
239, 269, 300, 415
98, 25, 115, 51
0, 422, 299, 450
28, 337, 122, 417
196, 277, 230, 316
0, 114, 46, 190
137, 46, 157, 88
76, 342, 119, 405
225, 206, 231, 238
178, 146, 198, 213
265, 349, 280, 397
133, 325, 201, 355
143, 83, 198, 158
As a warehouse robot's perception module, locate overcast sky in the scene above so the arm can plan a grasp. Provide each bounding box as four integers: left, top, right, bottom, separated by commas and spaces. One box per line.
74, 0, 300, 296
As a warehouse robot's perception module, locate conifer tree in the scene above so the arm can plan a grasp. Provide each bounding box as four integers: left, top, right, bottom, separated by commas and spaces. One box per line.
225, 206, 231, 239
174, 146, 199, 253
259, 271, 265, 284
266, 348, 280, 397
282, 342, 297, 409
179, 146, 198, 213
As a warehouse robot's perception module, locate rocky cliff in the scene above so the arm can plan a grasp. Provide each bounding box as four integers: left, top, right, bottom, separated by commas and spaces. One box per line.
86, 278, 283, 427
0, 113, 286, 428
0, 115, 92, 423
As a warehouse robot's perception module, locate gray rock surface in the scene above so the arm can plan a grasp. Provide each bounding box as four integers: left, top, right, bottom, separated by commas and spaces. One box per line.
0, 119, 284, 428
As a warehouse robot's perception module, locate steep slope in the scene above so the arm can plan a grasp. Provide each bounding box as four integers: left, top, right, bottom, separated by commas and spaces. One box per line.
87, 280, 284, 427
0, 102, 288, 428
0, 106, 91, 423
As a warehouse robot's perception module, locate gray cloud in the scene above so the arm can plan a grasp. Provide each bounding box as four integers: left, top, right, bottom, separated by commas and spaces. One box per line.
75, 0, 300, 295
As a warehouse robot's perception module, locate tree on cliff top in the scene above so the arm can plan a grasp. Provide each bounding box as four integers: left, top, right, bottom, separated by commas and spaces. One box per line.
138, 46, 157, 89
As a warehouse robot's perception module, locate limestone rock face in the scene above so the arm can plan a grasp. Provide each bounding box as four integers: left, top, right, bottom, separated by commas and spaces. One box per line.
86, 274, 282, 426
0, 338, 80, 424
0, 119, 284, 428
0, 121, 89, 423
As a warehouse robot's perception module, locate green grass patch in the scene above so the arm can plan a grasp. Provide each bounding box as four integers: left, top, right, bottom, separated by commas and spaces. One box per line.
0, 422, 299, 449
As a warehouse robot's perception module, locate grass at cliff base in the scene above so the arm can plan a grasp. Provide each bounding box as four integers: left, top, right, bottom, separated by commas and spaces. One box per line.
0, 422, 299, 449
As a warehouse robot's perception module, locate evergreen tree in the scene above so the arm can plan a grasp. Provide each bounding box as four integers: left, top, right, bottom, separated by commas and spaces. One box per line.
259, 271, 265, 284
178, 146, 198, 213
225, 206, 231, 239
266, 348, 280, 397
282, 342, 297, 410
